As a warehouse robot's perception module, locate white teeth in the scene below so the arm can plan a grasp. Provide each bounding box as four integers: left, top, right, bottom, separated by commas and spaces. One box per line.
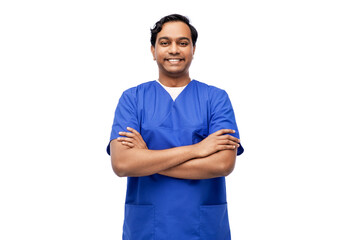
168, 59, 181, 62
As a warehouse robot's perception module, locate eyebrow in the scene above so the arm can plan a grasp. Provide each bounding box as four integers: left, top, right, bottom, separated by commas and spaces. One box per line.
158, 37, 191, 42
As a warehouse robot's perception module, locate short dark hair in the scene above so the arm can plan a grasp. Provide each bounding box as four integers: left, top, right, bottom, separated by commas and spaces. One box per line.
150, 14, 198, 47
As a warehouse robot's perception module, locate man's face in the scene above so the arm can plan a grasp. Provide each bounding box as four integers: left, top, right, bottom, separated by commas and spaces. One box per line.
151, 21, 196, 79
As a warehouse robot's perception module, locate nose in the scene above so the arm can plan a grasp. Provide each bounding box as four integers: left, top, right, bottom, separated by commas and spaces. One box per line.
168, 42, 179, 54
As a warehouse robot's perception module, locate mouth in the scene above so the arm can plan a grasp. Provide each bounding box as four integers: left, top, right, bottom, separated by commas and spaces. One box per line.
165, 58, 184, 64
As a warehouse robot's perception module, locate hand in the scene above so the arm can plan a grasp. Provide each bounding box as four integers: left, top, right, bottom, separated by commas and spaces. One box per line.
194, 129, 240, 158
117, 127, 148, 149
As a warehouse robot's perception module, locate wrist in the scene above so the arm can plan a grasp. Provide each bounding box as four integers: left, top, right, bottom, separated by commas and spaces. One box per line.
188, 143, 202, 159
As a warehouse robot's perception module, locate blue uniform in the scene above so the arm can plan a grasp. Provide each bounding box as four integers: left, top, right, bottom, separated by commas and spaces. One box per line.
107, 80, 244, 240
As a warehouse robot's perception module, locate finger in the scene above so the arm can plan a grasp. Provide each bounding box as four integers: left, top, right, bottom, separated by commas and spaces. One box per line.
126, 127, 148, 148
218, 139, 240, 147
217, 144, 237, 151
218, 135, 240, 143
117, 137, 134, 143
119, 131, 135, 138
214, 129, 236, 136
126, 128, 143, 143
127, 127, 141, 136
121, 141, 134, 148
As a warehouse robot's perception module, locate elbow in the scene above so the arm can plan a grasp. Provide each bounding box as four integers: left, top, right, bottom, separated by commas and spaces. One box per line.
219, 160, 235, 177
225, 163, 235, 176
109, 140, 137, 177
217, 150, 236, 177
112, 166, 128, 178
111, 155, 130, 177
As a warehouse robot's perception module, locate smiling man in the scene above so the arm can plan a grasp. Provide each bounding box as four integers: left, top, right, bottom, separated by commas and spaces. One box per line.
107, 14, 244, 240
151, 20, 195, 85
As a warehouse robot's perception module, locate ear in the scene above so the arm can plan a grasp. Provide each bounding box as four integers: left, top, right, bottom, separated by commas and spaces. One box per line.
151, 45, 156, 60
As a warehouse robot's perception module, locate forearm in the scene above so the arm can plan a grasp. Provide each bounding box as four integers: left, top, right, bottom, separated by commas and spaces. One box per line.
110, 140, 198, 177
112, 128, 240, 178
158, 148, 237, 180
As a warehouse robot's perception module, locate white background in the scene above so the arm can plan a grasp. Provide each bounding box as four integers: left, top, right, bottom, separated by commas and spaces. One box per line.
1, 0, 359, 239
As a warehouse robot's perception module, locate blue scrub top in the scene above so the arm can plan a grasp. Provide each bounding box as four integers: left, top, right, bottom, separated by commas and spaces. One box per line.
108, 80, 244, 240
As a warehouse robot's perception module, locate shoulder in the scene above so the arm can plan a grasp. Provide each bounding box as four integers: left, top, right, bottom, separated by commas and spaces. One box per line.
192, 80, 228, 99
123, 80, 156, 93
121, 80, 157, 97
116, 81, 157, 108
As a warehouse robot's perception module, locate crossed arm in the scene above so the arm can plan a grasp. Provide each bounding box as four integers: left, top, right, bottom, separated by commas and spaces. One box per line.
109, 127, 240, 179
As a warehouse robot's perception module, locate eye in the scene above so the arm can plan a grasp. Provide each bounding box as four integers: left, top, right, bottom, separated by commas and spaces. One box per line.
179, 41, 189, 46
159, 41, 169, 46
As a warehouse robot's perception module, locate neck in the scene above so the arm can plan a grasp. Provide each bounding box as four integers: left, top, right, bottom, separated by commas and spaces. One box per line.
158, 74, 191, 87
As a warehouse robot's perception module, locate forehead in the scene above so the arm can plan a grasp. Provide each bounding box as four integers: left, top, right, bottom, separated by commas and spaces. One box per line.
157, 21, 192, 40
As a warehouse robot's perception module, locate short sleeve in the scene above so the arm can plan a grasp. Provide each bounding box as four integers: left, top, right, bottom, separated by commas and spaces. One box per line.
209, 89, 244, 156
106, 89, 139, 155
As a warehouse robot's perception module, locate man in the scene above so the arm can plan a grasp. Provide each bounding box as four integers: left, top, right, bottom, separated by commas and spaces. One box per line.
107, 14, 244, 240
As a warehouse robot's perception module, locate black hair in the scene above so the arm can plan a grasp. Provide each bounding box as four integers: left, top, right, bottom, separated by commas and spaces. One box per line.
150, 14, 198, 47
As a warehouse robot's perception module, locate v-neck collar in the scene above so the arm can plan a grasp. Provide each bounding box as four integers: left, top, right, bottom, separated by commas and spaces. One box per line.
155, 80, 195, 102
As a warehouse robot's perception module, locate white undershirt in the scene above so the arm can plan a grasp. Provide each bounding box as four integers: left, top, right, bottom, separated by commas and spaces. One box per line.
157, 80, 191, 101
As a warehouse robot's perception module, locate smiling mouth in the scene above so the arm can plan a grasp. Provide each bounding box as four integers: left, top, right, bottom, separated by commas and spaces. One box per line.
166, 58, 184, 63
